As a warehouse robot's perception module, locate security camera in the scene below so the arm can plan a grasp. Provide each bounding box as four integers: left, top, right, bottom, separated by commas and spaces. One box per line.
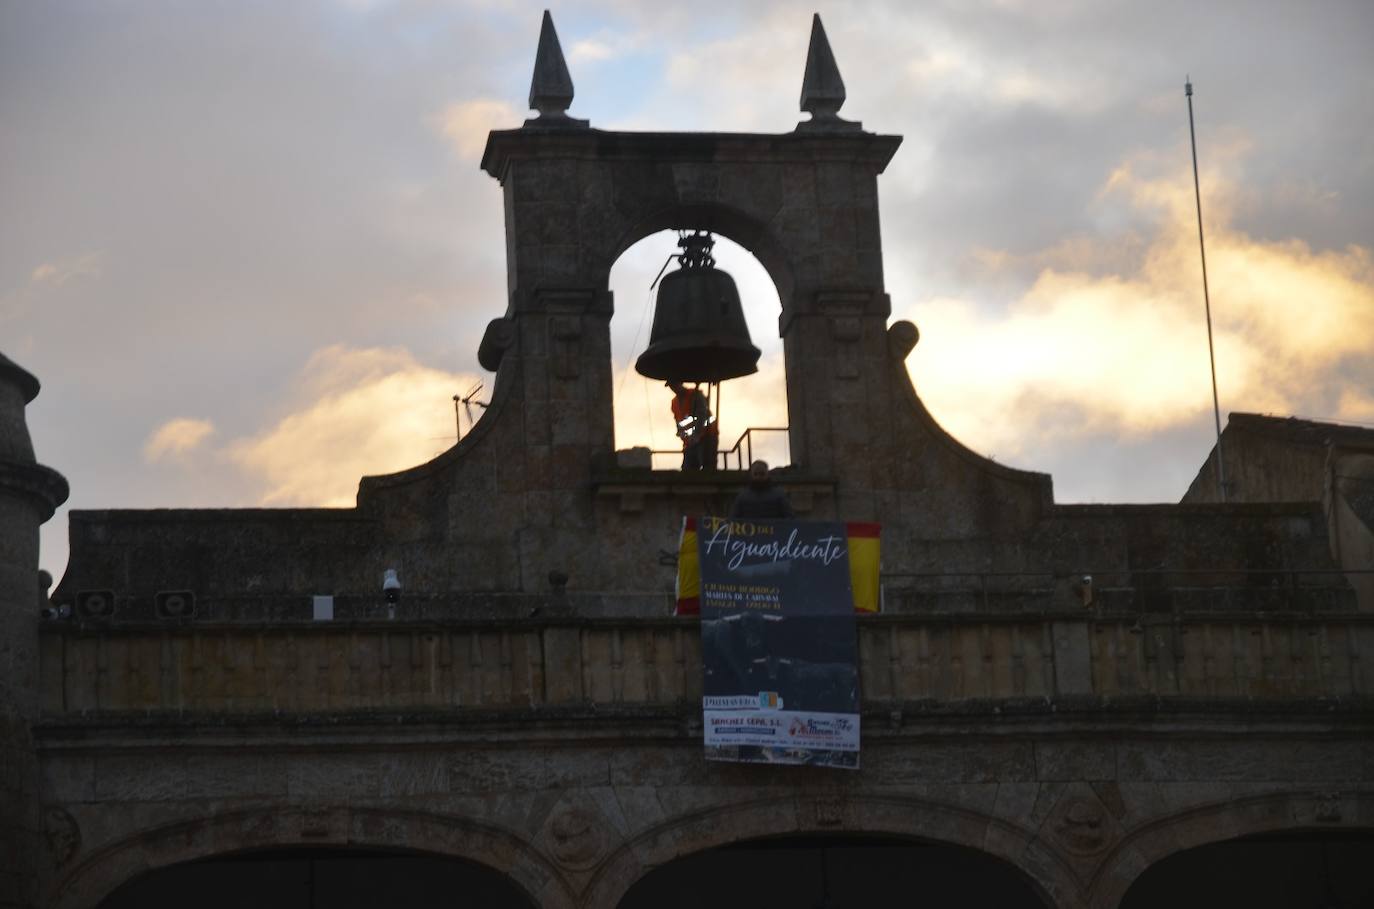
382, 568, 401, 605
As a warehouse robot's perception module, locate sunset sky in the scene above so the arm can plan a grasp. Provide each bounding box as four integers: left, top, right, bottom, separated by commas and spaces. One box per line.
4, 1, 1372, 579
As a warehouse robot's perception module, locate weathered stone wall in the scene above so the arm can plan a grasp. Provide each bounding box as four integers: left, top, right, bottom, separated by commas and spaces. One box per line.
51, 488, 1343, 620
34, 703, 1374, 909
1185, 417, 1330, 505
29, 592, 1374, 908
36, 608, 1374, 716
1185, 413, 1374, 610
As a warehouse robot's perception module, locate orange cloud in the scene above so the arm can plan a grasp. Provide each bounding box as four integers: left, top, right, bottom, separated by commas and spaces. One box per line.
228, 345, 479, 506
1337, 389, 1374, 424
29, 251, 105, 287
906, 149, 1374, 459
143, 418, 215, 462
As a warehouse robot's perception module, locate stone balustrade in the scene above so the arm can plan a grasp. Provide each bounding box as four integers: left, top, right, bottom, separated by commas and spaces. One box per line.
38, 611, 1373, 718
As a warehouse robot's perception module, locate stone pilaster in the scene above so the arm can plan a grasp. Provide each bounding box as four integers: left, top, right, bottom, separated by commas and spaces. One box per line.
0, 354, 67, 908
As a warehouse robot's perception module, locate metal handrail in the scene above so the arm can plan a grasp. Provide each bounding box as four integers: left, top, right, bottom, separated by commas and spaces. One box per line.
648, 425, 791, 471
718, 425, 789, 471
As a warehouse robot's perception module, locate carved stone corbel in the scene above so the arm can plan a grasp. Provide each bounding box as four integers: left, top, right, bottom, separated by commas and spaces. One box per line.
550, 315, 583, 379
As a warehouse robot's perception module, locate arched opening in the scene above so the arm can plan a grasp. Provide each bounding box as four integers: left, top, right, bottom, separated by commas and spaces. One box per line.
1121, 830, 1374, 909
617, 833, 1051, 908
608, 231, 789, 471
97, 846, 536, 909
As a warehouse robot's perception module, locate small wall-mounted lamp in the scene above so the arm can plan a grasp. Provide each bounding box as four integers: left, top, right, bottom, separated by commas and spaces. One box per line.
383, 568, 401, 619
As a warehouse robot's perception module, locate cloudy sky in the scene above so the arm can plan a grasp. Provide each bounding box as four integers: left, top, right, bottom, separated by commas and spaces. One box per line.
3, 1, 1372, 579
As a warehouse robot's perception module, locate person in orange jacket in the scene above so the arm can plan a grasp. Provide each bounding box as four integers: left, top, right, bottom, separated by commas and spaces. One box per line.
667, 381, 718, 471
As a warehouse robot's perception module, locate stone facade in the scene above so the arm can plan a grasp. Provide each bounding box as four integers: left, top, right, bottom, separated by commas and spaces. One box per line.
5, 16, 1373, 909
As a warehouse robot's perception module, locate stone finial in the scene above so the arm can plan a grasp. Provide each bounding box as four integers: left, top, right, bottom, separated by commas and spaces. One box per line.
798, 13, 860, 132
526, 10, 588, 128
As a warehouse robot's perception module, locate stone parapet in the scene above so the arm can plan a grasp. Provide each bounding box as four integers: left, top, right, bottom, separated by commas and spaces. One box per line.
37, 611, 1374, 718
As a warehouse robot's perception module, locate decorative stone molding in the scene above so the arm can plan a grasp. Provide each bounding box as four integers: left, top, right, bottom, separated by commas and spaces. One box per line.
1051, 799, 1110, 856
49, 807, 571, 909
44, 807, 81, 868
810, 794, 846, 828
1093, 791, 1374, 909
298, 808, 344, 840
1045, 787, 1119, 858
831, 316, 862, 379
525, 11, 587, 128
544, 804, 608, 871
887, 320, 919, 361
548, 315, 584, 380
1313, 791, 1343, 823
583, 794, 1079, 909
797, 14, 861, 133
0, 461, 70, 521
478, 317, 515, 371
814, 291, 876, 380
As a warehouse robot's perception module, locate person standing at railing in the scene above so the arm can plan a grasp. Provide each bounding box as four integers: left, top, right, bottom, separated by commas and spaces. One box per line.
731, 460, 794, 518
668, 380, 718, 471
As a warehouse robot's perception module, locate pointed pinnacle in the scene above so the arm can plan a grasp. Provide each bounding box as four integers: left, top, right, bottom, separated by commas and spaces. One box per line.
528, 10, 574, 119
800, 14, 845, 118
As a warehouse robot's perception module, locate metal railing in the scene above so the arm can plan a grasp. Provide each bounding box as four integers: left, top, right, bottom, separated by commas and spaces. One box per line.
649, 426, 790, 471
717, 426, 789, 471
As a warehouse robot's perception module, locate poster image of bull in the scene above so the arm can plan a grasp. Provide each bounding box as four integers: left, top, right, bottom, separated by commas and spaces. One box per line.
696, 516, 861, 769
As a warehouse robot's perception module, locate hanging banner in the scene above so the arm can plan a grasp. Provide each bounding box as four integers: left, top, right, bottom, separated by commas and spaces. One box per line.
676, 518, 881, 615
692, 515, 862, 769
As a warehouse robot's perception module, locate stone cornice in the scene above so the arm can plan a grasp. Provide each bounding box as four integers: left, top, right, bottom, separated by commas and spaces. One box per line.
481, 128, 903, 182
0, 352, 41, 403
0, 460, 69, 520
30, 697, 1374, 749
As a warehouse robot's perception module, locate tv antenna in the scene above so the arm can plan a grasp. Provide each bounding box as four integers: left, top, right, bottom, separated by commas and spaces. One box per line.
453, 382, 488, 441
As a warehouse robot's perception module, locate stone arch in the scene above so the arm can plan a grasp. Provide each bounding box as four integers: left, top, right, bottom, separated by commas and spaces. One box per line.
1091, 790, 1374, 908
602, 204, 794, 465
582, 795, 1080, 909
49, 806, 574, 909
481, 130, 898, 320
480, 129, 900, 480
603, 202, 797, 319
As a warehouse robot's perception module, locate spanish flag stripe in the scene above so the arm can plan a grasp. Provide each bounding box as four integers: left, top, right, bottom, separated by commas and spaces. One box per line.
674, 518, 880, 615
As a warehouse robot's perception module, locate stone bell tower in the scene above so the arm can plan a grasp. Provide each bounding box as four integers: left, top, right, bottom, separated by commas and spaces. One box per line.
477, 13, 902, 488
60, 11, 1052, 610
469, 11, 1047, 550
0, 353, 68, 908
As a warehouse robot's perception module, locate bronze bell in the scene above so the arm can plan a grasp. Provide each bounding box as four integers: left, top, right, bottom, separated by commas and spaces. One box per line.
635, 232, 761, 384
